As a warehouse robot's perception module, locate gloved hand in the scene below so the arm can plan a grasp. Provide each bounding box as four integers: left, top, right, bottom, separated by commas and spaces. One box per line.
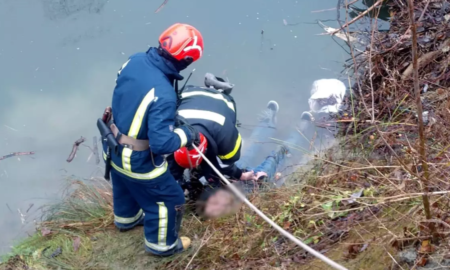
183, 124, 200, 149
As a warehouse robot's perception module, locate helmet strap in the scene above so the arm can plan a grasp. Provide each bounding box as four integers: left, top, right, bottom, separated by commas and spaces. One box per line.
157, 44, 193, 72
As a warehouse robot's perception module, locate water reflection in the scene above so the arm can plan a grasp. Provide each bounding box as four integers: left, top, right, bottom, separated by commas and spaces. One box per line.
349, 0, 391, 22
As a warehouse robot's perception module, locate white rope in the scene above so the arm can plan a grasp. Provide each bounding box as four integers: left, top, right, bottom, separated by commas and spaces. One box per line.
192, 144, 348, 270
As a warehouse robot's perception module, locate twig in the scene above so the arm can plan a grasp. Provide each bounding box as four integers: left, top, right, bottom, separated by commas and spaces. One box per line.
26, 203, 34, 213
154, 0, 168, 13
386, 248, 406, 270
418, 0, 431, 22
67, 137, 86, 163
0, 152, 35, 161
423, 219, 450, 230
6, 203, 13, 214
407, 0, 434, 238
311, 0, 359, 13
93, 136, 100, 165
184, 227, 212, 270
330, 0, 385, 35
401, 39, 450, 80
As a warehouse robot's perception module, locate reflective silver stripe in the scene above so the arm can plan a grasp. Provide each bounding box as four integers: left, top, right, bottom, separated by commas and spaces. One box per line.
103, 152, 168, 180
178, 109, 225, 126
174, 128, 187, 147
157, 202, 168, 246
122, 148, 132, 171
216, 157, 230, 168
144, 202, 177, 252
114, 209, 143, 224
181, 91, 235, 111
145, 238, 178, 252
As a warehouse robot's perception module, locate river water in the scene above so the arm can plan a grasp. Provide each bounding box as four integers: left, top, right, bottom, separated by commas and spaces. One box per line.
0, 0, 352, 254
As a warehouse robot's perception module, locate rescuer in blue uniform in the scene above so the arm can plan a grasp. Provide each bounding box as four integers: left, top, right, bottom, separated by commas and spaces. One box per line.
100, 23, 204, 256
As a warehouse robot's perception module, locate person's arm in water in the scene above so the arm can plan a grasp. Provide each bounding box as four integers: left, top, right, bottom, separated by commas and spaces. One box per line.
217, 127, 266, 181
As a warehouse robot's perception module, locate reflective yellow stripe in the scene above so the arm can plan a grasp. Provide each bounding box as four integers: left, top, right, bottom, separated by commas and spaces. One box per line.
144, 201, 177, 252
128, 88, 155, 138
157, 202, 168, 246
122, 148, 132, 171
104, 152, 168, 180
178, 109, 225, 126
218, 133, 242, 160
114, 209, 143, 224
174, 128, 187, 147
111, 161, 167, 180
145, 238, 178, 252
181, 91, 235, 111
118, 88, 156, 173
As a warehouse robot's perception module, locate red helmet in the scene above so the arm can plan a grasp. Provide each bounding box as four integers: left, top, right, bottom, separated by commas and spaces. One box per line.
174, 133, 208, 169
159, 23, 204, 63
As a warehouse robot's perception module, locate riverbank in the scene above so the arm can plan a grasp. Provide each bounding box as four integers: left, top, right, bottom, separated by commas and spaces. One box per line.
3, 0, 450, 269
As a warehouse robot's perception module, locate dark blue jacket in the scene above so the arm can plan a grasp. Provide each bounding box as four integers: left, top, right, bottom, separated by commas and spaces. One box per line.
176, 86, 243, 181
105, 47, 192, 182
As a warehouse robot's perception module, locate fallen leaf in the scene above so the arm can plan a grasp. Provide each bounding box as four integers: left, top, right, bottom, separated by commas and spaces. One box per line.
231, 253, 240, 260
73, 237, 81, 252
416, 255, 428, 267
283, 221, 291, 229
344, 189, 364, 204
418, 240, 435, 254
41, 227, 51, 236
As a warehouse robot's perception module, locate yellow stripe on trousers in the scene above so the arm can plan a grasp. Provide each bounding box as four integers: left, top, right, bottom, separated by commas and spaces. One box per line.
144, 202, 180, 252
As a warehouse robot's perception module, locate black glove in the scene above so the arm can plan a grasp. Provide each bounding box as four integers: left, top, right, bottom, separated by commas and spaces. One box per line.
184, 124, 200, 149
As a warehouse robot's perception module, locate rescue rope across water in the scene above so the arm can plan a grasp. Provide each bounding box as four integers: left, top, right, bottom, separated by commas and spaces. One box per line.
192, 144, 348, 270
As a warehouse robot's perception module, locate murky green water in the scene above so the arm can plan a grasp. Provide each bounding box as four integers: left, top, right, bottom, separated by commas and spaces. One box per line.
0, 0, 374, 253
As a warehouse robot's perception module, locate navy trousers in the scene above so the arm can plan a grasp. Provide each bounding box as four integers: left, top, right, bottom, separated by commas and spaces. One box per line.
111, 170, 185, 255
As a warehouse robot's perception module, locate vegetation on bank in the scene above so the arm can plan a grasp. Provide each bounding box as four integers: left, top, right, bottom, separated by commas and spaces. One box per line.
3, 0, 450, 269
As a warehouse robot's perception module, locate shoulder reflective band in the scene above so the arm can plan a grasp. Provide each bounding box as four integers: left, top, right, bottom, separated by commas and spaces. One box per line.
178, 109, 226, 126
181, 91, 235, 112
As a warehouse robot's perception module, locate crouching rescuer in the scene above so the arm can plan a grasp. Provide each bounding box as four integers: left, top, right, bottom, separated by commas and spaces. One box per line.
167, 73, 266, 218
97, 23, 204, 256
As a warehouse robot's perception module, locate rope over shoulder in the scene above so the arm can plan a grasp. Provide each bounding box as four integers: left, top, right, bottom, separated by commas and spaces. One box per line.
192, 144, 348, 270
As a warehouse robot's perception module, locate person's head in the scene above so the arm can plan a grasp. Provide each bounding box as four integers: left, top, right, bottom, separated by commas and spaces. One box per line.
195, 187, 241, 219
158, 23, 204, 71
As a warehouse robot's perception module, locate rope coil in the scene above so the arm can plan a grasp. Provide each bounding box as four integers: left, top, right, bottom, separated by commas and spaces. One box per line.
192, 144, 348, 270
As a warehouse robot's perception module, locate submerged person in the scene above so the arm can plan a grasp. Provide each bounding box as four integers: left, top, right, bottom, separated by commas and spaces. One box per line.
100, 23, 204, 256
